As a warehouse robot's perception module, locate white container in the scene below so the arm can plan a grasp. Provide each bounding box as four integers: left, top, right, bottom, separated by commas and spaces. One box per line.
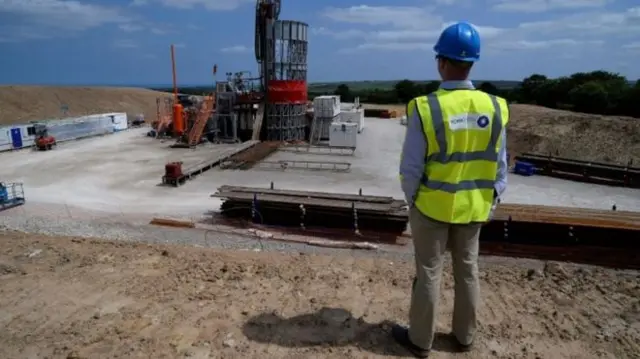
312, 114, 340, 141
0, 127, 12, 151
43, 114, 114, 142
313, 95, 341, 118
107, 112, 128, 131
0, 124, 37, 151
339, 109, 365, 133
329, 122, 358, 148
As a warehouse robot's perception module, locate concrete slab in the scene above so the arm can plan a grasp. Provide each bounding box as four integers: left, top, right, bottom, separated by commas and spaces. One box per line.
0, 119, 638, 218
0, 129, 253, 216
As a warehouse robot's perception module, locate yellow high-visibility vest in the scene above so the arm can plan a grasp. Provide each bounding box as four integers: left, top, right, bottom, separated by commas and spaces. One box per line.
407, 89, 509, 224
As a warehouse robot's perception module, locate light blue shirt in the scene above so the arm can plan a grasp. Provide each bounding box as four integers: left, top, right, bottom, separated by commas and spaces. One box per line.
399, 80, 508, 205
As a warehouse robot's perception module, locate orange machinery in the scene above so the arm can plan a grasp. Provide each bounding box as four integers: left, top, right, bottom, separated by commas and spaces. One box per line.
170, 44, 185, 136
34, 124, 56, 151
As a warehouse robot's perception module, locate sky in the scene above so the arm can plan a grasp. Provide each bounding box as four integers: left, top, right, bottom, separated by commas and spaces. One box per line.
0, 0, 639, 86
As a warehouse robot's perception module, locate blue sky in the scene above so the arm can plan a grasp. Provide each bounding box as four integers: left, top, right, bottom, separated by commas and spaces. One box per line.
0, 0, 639, 85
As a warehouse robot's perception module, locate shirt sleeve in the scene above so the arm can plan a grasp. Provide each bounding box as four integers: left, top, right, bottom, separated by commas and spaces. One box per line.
399, 102, 427, 205
494, 127, 508, 198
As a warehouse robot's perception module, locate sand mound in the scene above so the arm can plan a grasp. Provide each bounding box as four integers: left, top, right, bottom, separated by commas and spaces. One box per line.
509, 104, 640, 165
0, 85, 171, 125
368, 103, 640, 166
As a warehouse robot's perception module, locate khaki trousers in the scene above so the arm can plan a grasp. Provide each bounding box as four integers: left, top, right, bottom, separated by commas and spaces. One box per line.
408, 206, 481, 350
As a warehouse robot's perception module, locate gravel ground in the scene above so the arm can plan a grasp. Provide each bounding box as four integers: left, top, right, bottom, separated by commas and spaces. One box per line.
2, 202, 640, 358
0, 202, 413, 261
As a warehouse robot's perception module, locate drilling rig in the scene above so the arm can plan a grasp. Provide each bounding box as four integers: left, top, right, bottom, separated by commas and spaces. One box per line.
211, 0, 309, 143
253, 0, 308, 142
156, 0, 310, 144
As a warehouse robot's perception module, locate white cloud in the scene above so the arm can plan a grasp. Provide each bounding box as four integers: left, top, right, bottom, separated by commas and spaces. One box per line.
318, 6, 508, 53
315, 25, 503, 43
113, 39, 138, 48
0, 0, 155, 41
339, 36, 591, 54
517, 7, 640, 36
131, 0, 252, 11
221, 45, 249, 53
322, 5, 443, 29
316, 4, 640, 54
489, 39, 603, 50
120, 21, 171, 35
119, 23, 144, 32
491, 0, 612, 13
0, 25, 51, 42
150, 27, 168, 34
623, 42, 640, 51
0, 0, 129, 31
313, 27, 429, 41
339, 42, 432, 53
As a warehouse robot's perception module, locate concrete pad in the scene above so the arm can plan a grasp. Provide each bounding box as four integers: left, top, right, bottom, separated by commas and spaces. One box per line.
0, 129, 251, 216
0, 119, 638, 218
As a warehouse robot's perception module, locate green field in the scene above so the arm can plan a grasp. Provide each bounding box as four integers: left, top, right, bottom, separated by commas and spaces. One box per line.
307, 80, 521, 92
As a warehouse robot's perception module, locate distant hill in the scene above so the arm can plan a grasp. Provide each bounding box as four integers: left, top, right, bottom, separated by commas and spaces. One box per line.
308, 80, 521, 92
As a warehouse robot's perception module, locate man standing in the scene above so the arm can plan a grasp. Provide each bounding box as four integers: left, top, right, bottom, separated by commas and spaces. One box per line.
392, 21, 509, 358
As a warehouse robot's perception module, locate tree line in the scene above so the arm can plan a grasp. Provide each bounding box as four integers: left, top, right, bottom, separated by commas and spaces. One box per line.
154, 70, 640, 118
325, 71, 640, 118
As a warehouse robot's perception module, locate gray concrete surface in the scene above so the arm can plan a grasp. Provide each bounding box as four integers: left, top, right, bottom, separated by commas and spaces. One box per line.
0, 118, 638, 220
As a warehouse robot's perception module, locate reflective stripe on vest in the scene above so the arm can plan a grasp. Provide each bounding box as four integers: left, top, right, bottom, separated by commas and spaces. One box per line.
422, 178, 497, 193
421, 92, 504, 193
424, 93, 503, 164
411, 89, 508, 224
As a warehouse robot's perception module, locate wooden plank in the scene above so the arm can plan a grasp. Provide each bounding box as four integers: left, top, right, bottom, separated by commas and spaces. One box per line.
215, 186, 639, 229
254, 160, 351, 172
216, 185, 397, 204
215, 192, 403, 213
496, 209, 640, 223
182, 141, 259, 174
496, 204, 640, 222
491, 213, 640, 231
150, 218, 195, 228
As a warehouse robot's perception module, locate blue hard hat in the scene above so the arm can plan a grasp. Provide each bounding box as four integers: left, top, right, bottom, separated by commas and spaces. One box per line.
434, 21, 481, 62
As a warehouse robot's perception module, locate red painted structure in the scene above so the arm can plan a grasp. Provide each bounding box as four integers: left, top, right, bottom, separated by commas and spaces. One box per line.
267, 80, 307, 104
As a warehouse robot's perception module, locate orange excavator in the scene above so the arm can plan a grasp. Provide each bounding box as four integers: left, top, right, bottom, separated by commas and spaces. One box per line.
34, 124, 56, 151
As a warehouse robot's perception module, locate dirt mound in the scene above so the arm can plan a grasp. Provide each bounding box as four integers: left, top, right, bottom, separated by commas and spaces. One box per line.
0, 85, 171, 125
367, 102, 640, 166
509, 104, 640, 165
0, 232, 638, 358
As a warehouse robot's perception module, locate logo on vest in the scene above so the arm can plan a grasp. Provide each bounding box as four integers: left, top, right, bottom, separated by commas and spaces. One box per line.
448, 113, 492, 131
476, 116, 489, 128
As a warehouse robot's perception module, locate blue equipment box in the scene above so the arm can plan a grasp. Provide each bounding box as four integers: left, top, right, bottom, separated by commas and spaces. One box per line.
514, 161, 535, 176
